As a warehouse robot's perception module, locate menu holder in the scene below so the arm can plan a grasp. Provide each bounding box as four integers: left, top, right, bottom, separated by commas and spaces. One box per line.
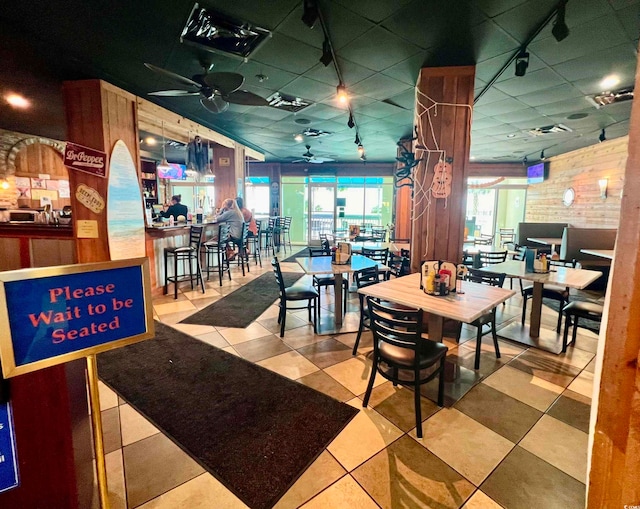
524, 248, 537, 273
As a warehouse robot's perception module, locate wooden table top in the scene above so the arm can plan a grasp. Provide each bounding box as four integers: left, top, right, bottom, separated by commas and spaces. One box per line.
480, 260, 602, 289
527, 237, 563, 246
347, 241, 410, 254
296, 254, 388, 275
358, 273, 515, 323
580, 249, 614, 260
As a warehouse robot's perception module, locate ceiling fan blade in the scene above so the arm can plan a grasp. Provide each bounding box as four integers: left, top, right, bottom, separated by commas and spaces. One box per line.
202, 72, 245, 94
144, 63, 200, 88
225, 90, 269, 106
201, 96, 229, 114
148, 90, 201, 97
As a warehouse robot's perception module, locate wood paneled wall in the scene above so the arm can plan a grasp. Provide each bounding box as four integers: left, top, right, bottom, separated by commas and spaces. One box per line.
525, 137, 627, 228
213, 146, 236, 208
14, 143, 71, 209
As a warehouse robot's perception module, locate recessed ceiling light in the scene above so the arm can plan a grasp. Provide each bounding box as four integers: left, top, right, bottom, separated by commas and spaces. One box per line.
567, 112, 588, 120
5, 93, 30, 109
294, 134, 303, 142
506, 133, 516, 138
600, 74, 620, 90
145, 137, 157, 145
294, 118, 311, 125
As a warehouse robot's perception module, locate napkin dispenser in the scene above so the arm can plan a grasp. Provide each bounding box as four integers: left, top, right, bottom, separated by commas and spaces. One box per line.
334, 242, 352, 264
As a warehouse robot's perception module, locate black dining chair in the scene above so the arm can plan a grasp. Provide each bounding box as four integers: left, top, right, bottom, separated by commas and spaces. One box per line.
562, 301, 603, 353
246, 219, 262, 268
231, 222, 251, 276
363, 297, 448, 438
521, 258, 577, 333
461, 269, 506, 370
479, 250, 508, 267
352, 265, 381, 355
362, 247, 390, 280
203, 223, 232, 286
308, 246, 347, 319
271, 257, 318, 337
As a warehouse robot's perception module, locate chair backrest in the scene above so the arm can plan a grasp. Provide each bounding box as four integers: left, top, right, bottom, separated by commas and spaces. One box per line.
308, 246, 328, 257
217, 223, 231, 245
479, 250, 507, 266
368, 297, 423, 356
254, 219, 261, 238
474, 234, 494, 246
355, 266, 380, 289
241, 222, 249, 244
362, 247, 389, 265
371, 227, 386, 241
271, 257, 286, 294
189, 226, 204, 249
400, 248, 410, 258
512, 244, 527, 261
499, 228, 515, 245
389, 254, 410, 278
467, 268, 506, 288
283, 216, 292, 229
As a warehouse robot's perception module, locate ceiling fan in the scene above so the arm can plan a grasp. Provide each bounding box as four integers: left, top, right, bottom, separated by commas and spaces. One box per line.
292, 145, 335, 164
144, 62, 268, 114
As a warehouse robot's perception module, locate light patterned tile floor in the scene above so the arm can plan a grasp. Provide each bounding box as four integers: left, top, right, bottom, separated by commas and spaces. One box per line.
99, 247, 594, 508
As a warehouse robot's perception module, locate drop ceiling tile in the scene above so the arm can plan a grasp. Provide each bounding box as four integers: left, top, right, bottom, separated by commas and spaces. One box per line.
339, 27, 423, 72
253, 33, 321, 74
234, 114, 278, 128
474, 97, 529, 116
510, 115, 555, 130
304, 103, 346, 120
517, 84, 584, 107
267, 119, 306, 134
492, 107, 549, 124
236, 61, 298, 90
494, 68, 566, 97
303, 58, 375, 87
615, 4, 640, 42
475, 51, 546, 83
475, 87, 512, 106
383, 111, 415, 126
571, 69, 637, 96
349, 74, 411, 101
214, 0, 299, 30
247, 107, 294, 121
534, 97, 595, 116
471, 21, 520, 63
472, 117, 507, 129
492, 0, 559, 41
380, 52, 430, 86
276, 2, 374, 51
602, 101, 634, 122
477, 123, 520, 136
357, 101, 408, 119
280, 76, 336, 102
331, 0, 415, 24
385, 89, 416, 110
552, 43, 638, 84
528, 15, 628, 66
475, 0, 529, 18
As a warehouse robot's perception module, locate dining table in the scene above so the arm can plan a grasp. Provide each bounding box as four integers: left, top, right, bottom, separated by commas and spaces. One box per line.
527, 237, 563, 253
580, 248, 614, 260
357, 273, 515, 342
348, 241, 410, 255
481, 260, 602, 353
296, 254, 389, 335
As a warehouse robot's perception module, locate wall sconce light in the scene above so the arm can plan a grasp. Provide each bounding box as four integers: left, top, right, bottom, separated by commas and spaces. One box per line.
598, 178, 608, 199
0, 178, 9, 190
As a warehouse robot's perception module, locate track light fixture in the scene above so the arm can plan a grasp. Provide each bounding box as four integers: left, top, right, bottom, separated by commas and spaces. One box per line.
320, 37, 333, 66
336, 83, 348, 104
357, 144, 364, 156
354, 134, 361, 145
523, 156, 528, 166
515, 49, 529, 77
540, 150, 546, 160
347, 112, 355, 129
599, 129, 606, 143
552, 1, 569, 42
301, 0, 319, 29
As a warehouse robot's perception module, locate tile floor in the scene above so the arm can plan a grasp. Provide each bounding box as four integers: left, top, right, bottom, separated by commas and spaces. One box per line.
98, 247, 598, 508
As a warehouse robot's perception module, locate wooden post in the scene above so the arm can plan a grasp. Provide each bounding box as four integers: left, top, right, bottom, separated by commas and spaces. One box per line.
587, 46, 640, 507
411, 66, 475, 273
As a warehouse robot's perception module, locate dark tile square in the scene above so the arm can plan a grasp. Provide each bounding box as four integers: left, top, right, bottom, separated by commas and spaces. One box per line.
481, 446, 586, 509
297, 338, 354, 369
101, 407, 121, 455
297, 370, 356, 402
508, 349, 582, 387
455, 383, 542, 443
547, 390, 591, 433
233, 334, 292, 363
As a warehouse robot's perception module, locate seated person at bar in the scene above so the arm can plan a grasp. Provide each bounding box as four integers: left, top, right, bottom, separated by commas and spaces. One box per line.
216, 198, 244, 260
236, 196, 257, 237
160, 194, 188, 221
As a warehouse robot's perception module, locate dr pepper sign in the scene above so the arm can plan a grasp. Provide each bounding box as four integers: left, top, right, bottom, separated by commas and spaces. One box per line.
0, 259, 154, 378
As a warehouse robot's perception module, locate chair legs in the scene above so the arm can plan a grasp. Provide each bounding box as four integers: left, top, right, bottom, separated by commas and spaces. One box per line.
437, 356, 446, 407
414, 367, 423, 437
277, 297, 317, 337
362, 358, 378, 408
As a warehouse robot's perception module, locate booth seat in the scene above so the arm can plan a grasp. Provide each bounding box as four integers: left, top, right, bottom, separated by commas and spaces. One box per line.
560, 227, 617, 291
516, 222, 569, 249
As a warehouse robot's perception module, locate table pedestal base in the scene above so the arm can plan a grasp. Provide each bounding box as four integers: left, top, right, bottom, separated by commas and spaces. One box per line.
497, 322, 564, 354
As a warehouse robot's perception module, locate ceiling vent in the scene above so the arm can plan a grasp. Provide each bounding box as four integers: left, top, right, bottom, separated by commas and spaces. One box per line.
528, 124, 573, 136
302, 128, 332, 138
181, 3, 271, 60
267, 92, 312, 113
588, 87, 634, 108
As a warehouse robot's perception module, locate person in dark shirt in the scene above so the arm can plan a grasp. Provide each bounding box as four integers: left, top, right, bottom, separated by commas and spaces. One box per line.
160, 194, 188, 221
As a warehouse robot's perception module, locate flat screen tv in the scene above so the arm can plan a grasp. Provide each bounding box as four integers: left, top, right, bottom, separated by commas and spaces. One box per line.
527, 162, 547, 184
158, 163, 187, 180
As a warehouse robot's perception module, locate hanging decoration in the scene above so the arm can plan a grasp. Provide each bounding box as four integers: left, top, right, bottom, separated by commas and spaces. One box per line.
430, 159, 452, 198
186, 132, 208, 175
468, 177, 505, 189
395, 127, 422, 190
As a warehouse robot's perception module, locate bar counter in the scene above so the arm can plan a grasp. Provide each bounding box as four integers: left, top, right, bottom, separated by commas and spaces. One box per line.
0, 223, 75, 271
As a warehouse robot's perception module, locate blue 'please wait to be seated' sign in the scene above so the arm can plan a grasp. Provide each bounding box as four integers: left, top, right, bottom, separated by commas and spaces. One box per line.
0, 258, 154, 378
0, 402, 19, 494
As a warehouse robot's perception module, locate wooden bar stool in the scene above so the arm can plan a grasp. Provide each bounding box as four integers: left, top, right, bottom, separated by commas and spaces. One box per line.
562, 301, 603, 352
163, 225, 205, 299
